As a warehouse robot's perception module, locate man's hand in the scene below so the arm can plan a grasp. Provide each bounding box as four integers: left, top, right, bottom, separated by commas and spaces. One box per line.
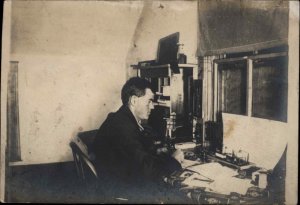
172, 149, 184, 163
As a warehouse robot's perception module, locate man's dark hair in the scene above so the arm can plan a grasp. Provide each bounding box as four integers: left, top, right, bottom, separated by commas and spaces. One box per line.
121, 77, 153, 105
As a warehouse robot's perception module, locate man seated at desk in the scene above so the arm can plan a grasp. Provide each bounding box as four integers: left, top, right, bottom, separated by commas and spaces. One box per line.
93, 77, 184, 198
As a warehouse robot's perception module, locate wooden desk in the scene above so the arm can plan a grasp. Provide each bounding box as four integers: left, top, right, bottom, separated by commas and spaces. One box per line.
164, 151, 273, 204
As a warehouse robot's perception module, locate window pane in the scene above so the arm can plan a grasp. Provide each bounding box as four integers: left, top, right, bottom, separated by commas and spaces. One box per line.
219, 61, 247, 115
252, 56, 288, 122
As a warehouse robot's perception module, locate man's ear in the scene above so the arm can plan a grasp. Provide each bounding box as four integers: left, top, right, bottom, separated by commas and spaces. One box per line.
129, 95, 138, 106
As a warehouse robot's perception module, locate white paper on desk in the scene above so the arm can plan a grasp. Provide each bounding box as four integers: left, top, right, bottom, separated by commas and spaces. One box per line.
180, 159, 201, 169
186, 162, 237, 179
182, 172, 213, 190
209, 176, 252, 195
182, 162, 252, 195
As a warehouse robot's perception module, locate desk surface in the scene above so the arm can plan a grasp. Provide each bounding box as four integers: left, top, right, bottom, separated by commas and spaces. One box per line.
165, 149, 274, 204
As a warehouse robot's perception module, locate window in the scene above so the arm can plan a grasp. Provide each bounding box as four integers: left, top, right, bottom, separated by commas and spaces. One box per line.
215, 49, 288, 122
252, 56, 288, 122
219, 61, 247, 115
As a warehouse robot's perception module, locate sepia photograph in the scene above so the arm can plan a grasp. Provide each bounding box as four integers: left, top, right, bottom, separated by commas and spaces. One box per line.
1, 0, 299, 204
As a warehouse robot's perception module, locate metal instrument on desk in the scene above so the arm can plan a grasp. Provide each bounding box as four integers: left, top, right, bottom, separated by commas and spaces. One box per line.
163, 112, 186, 153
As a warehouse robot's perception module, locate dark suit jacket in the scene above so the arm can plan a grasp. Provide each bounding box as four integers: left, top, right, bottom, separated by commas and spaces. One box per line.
93, 105, 181, 183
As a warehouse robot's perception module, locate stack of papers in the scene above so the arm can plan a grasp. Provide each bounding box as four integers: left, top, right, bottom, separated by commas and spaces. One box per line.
181, 162, 252, 195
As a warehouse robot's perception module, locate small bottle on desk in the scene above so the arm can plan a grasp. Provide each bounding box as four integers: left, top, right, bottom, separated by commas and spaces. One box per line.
177, 43, 187, 64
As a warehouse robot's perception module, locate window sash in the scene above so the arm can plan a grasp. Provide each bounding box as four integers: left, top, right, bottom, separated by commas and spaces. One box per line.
214, 52, 287, 122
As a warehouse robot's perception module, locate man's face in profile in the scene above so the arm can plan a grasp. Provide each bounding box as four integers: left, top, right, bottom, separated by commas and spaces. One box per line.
134, 88, 154, 120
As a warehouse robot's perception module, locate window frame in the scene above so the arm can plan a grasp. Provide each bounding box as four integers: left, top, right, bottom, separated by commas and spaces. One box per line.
213, 51, 288, 122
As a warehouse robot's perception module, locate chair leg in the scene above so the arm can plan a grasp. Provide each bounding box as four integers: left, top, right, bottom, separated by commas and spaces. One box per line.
78, 156, 85, 180
72, 151, 81, 177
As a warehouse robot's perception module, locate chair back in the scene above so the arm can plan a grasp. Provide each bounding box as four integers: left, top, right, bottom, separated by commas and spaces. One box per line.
69, 129, 131, 202
70, 130, 98, 180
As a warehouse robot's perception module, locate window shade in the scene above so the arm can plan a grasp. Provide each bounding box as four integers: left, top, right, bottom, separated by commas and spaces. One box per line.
197, 0, 289, 56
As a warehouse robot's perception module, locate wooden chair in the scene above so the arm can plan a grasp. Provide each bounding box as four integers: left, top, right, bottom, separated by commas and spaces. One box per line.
70, 129, 130, 202
70, 130, 98, 180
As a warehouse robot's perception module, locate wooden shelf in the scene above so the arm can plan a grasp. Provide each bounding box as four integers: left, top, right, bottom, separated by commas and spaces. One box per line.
132, 63, 197, 70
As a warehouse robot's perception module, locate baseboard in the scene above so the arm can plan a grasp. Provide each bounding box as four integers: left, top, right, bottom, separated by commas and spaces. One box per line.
9, 160, 73, 167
